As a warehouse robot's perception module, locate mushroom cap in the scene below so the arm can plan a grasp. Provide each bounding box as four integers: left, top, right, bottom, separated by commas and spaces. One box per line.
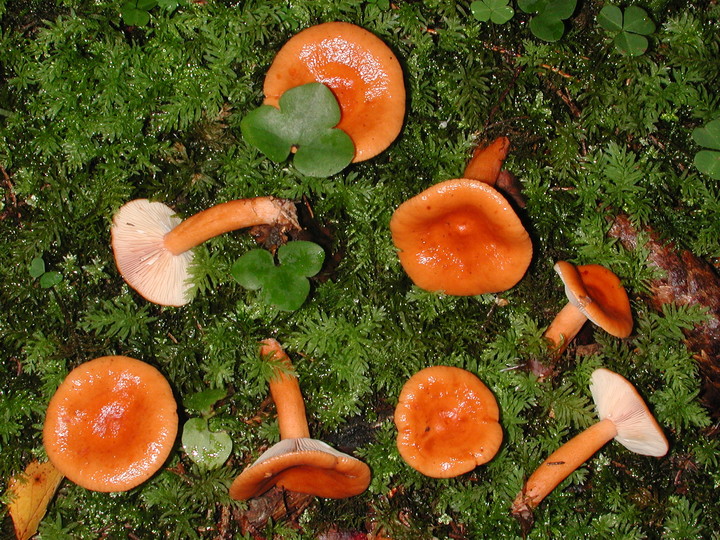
43, 355, 178, 492
263, 21, 405, 162
394, 366, 503, 478
229, 437, 371, 500
111, 198, 194, 307
390, 178, 533, 295
554, 261, 633, 338
590, 368, 669, 457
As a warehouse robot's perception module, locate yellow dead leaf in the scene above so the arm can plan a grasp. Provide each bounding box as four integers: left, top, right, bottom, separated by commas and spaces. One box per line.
6, 460, 64, 540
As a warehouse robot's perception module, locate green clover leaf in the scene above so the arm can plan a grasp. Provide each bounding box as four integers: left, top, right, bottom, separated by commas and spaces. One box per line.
120, 0, 157, 26
471, 0, 514, 24
241, 82, 355, 177
518, 0, 577, 41
519, 0, 576, 42
692, 119, 720, 179
182, 417, 233, 470
29, 256, 63, 288
598, 5, 655, 56
230, 241, 325, 311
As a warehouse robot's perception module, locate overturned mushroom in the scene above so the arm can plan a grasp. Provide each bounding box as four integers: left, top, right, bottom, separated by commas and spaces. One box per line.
544, 261, 633, 356
263, 21, 405, 162
43, 355, 178, 492
229, 339, 371, 500
394, 366, 503, 478
511, 368, 668, 524
390, 178, 532, 295
111, 197, 299, 306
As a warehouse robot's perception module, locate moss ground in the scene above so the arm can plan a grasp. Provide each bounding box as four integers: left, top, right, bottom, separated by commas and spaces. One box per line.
1, 0, 719, 538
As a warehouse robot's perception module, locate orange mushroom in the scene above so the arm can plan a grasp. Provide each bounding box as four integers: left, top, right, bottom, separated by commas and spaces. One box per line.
394, 366, 503, 478
263, 21, 405, 162
229, 339, 371, 500
390, 178, 533, 295
463, 136, 511, 186
512, 368, 668, 520
543, 261, 633, 355
43, 355, 178, 492
111, 197, 299, 306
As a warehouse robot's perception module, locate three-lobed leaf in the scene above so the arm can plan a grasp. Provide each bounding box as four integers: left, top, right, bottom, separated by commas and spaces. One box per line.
241, 83, 355, 177
470, 0, 514, 24
231, 241, 325, 311
598, 5, 655, 56
518, 0, 577, 42
692, 119, 720, 179
181, 418, 232, 470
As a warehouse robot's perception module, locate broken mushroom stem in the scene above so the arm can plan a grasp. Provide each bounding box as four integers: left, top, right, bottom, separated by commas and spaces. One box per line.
164, 197, 299, 255
261, 338, 311, 440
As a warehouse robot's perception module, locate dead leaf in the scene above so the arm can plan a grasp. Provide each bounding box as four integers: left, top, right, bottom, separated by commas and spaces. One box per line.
6, 460, 64, 540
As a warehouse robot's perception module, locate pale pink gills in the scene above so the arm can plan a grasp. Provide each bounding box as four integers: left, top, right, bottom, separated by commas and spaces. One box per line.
229, 339, 370, 500
512, 368, 668, 518
111, 197, 298, 306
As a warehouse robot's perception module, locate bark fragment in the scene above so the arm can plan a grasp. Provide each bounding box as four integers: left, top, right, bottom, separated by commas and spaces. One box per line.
608, 214, 720, 417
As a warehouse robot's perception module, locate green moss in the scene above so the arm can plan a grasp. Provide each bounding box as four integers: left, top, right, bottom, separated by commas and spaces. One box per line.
2, 0, 719, 537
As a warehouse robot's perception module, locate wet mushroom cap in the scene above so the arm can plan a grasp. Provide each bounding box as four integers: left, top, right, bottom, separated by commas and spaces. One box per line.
394, 366, 503, 478
229, 438, 371, 500
555, 261, 633, 338
111, 199, 193, 307
43, 355, 178, 492
390, 179, 532, 295
263, 21, 405, 162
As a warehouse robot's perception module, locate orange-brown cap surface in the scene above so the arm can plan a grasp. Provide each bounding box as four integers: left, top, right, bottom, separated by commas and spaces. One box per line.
390, 179, 532, 295
394, 366, 503, 478
555, 261, 633, 338
263, 21, 405, 162
229, 438, 371, 500
43, 355, 178, 492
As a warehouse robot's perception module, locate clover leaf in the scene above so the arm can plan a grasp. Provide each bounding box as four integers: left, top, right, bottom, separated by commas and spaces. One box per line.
598, 5, 655, 56
230, 240, 325, 311
471, 0, 514, 24
518, 0, 577, 42
181, 388, 232, 470
29, 257, 63, 288
241, 82, 355, 178
120, 0, 157, 26
692, 119, 720, 179
182, 417, 233, 470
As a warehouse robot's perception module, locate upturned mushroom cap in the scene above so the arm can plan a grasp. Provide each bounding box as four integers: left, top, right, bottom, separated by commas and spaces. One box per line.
390, 179, 533, 295
111, 199, 193, 307
43, 355, 178, 492
590, 368, 669, 456
229, 437, 371, 500
555, 261, 633, 338
263, 21, 405, 162
394, 366, 503, 478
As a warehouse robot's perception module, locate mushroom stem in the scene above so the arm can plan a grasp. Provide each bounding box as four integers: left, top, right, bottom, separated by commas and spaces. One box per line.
163, 197, 299, 256
543, 302, 588, 355
512, 418, 617, 514
260, 339, 311, 440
